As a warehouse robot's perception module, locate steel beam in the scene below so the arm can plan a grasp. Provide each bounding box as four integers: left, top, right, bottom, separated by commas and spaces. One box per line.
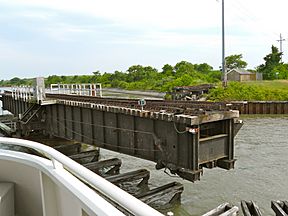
2, 94, 241, 182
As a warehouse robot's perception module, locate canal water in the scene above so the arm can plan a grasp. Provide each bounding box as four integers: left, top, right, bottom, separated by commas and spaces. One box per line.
0, 88, 287, 215
100, 117, 288, 215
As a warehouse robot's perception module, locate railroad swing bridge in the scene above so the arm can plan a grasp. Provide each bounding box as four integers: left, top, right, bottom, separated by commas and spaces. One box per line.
0, 78, 242, 183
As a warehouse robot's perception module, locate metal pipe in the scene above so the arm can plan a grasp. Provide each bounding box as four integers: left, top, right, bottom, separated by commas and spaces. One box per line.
222, 0, 227, 87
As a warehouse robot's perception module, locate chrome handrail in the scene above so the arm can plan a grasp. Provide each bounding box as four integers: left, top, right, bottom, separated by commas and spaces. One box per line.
0, 137, 164, 216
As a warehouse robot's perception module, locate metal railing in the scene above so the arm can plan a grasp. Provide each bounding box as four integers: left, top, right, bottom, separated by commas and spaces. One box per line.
8, 83, 103, 102
11, 86, 34, 101
0, 137, 164, 216
48, 83, 102, 97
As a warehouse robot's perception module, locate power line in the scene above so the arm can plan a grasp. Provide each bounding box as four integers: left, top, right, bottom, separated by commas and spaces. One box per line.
227, 0, 281, 41
277, 33, 286, 60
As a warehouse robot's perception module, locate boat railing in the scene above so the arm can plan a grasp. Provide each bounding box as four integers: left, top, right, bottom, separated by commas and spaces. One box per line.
0, 137, 164, 216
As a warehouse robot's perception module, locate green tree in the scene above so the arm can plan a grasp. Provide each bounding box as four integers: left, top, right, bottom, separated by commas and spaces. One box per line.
272, 64, 288, 79
194, 63, 213, 74
9, 77, 21, 85
127, 65, 158, 82
46, 75, 62, 85
93, 70, 101, 76
257, 45, 282, 80
90, 70, 101, 83
161, 64, 174, 76
225, 54, 248, 70
174, 61, 195, 77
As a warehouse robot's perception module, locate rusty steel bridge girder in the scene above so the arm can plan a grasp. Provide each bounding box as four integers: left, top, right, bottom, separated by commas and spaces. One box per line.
1, 94, 241, 182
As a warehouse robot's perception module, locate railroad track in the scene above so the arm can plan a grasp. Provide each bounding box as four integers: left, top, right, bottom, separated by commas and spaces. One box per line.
46, 93, 231, 115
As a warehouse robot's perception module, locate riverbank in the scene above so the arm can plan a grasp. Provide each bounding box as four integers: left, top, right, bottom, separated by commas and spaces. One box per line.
103, 80, 288, 102
208, 80, 288, 101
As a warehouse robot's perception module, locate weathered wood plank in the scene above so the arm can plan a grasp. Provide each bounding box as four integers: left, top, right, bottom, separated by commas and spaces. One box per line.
271, 201, 288, 216
84, 158, 122, 176
136, 182, 183, 210
69, 149, 99, 164
106, 169, 149, 187
202, 202, 238, 216
54, 143, 81, 156
241, 200, 262, 216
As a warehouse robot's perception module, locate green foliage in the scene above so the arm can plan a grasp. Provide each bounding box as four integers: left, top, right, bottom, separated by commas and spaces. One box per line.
194, 63, 213, 74
208, 81, 288, 101
2, 56, 287, 102
257, 45, 286, 80
174, 61, 195, 77
126, 65, 159, 82
47, 75, 63, 84
0, 61, 220, 91
206, 71, 222, 83
225, 54, 248, 70
161, 64, 174, 76
272, 64, 288, 79
0, 77, 33, 86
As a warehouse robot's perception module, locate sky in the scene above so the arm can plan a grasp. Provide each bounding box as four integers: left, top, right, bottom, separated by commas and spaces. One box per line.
0, 0, 288, 80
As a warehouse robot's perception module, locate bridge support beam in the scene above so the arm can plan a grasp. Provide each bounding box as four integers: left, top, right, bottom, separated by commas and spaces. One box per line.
2, 94, 241, 182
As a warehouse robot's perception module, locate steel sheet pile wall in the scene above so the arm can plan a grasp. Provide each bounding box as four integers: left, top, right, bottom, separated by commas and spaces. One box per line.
232, 101, 288, 114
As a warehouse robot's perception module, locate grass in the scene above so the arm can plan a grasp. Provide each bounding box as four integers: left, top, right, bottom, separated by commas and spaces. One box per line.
243, 80, 288, 90
207, 80, 288, 101
240, 114, 288, 119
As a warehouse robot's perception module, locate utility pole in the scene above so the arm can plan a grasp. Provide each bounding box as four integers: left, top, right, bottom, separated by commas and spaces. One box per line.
222, 0, 227, 87
277, 33, 285, 61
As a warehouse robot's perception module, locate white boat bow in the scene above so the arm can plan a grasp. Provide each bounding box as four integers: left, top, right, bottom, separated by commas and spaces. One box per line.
0, 137, 164, 216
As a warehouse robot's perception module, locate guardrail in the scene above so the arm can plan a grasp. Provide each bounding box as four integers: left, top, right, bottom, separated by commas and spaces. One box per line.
48, 83, 102, 97
0, 137, 164, 216
11, 86, 34, 101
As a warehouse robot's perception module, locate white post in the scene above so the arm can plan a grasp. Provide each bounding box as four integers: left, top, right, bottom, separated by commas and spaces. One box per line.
93, 84, 96, 96
11, 87, 14, 99
33, 77, 46, 103
28, 86, 31, 100
24, 86, 27, 101
99, 83, 102, 97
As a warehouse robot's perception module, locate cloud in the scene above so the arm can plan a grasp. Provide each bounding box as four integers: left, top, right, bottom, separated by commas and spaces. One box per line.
1, 0, 221, 29
1, 0, 288, 79
40, 23, 95, 42
112, 31, 221, 48
2, 0, 287, 35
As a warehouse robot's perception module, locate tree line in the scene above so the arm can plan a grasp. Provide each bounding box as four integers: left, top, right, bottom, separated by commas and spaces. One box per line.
1, 45, 287, 92
0, 61, 222, 92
